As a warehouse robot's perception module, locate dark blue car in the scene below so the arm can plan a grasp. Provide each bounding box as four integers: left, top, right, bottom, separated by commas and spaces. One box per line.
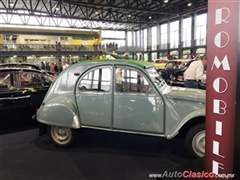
156, 59, 191, 79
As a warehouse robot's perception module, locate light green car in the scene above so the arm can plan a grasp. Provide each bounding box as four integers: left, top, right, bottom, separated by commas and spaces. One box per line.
36, 59, 205, 157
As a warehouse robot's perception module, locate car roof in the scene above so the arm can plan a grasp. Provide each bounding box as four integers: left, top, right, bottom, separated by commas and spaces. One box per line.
0, 63, 41, 69
75, 59, 154, 69
0, 67, 43, 73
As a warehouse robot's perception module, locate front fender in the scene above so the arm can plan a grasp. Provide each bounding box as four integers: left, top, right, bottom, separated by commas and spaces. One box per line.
166, 108, 205, 139
36, 97, 80, 129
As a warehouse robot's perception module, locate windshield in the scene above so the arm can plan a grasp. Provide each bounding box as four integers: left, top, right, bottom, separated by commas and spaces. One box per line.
146, 67, 170, 94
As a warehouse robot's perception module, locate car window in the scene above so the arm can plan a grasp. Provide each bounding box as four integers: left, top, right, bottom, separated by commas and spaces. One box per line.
0, 72, 15, 91
20, 71, 51, 88
115, 67, 150, 93
78, 67, 111, 92
40, 74, 53, 86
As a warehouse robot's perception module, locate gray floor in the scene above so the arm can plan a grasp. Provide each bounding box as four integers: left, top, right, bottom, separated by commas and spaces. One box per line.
0, 128, 195, 180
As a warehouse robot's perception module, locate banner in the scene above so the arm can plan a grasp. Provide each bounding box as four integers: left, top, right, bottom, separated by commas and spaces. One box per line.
205, 0, 239, 179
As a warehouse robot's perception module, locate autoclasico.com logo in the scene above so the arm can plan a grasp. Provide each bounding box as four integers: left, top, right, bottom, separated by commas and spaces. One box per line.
148, 170, 235, 179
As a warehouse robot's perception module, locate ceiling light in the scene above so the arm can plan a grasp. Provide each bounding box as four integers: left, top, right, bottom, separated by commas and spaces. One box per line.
149, 16, 152, 19
95, 11, 99, 14
127, 14, 131, 17
188, 2, 192, 6
55, 6, 59, 11
9, 1, 14, 7
164, 0, 168, 3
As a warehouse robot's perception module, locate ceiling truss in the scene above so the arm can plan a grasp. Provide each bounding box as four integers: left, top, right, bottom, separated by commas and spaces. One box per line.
0, 0, 208, 30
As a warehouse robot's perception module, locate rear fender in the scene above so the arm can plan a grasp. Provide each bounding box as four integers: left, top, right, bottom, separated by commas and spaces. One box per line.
36, 97, 80, 129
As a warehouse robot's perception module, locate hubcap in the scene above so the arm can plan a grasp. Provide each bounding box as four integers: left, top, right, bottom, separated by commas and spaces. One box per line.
51, 126, 72, 145
192, 130, 205, 157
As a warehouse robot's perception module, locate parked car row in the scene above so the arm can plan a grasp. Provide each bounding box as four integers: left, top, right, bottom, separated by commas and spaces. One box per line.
155, 59, 206, 89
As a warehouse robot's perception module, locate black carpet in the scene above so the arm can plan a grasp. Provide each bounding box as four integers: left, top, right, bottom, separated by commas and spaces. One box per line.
0, 128, 204, 180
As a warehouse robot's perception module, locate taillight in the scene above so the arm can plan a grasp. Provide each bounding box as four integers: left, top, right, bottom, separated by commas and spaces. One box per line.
36, 108, 39, 113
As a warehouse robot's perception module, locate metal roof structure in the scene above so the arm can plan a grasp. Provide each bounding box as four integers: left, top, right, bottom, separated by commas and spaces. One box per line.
0, 0, 208, 30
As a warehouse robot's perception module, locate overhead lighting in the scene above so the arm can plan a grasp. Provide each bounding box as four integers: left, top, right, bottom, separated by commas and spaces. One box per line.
127, 14, 131, 18
149, 16, 152, 19
188, 2, 192, 6
95, 11, 99, 14
9, 1, 14, 7
164, 0, 168, 3
55, 6, 59, 11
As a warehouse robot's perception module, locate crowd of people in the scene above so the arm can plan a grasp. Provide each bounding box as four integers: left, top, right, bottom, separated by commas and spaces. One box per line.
40, 61, 74, 75
93, 42, 118, 52
105, 42, 118, 51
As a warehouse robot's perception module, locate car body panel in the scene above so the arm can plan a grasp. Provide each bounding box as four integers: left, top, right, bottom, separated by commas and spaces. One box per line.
36, 60, 206, 139
36, 96, 80, 128
0, 68, 52, 129
113, 71, 165, 133
75, 65, 113, 128
154, 63, 167, 69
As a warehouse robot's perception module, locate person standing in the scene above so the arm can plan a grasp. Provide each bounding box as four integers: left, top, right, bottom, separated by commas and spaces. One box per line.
62, 61, 69, 70
45, 62, 50, 71
184, 54, 207, 89
50, 63, 55, 73
41, 62, 45, 70
54, 63, 59, 75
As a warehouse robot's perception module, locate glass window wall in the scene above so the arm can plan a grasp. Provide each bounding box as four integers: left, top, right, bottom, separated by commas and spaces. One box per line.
196, 13, 207, 46
182, 17, 192, 47
170, 21, 179, 49
102, 30, 125, 38
143, 29, 147, 51
151, 26, 157, 51
127, 31, 133, 47
137, 30, 140, 49
159, 50, 168, 60
160, 24, 168, 49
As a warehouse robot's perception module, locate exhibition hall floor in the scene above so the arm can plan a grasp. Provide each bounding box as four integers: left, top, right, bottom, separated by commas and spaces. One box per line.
0, 127, 204, 180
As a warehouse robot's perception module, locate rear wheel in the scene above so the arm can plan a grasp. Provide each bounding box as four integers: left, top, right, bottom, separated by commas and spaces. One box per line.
185, 124, 205, 158
48, 126, 77, 147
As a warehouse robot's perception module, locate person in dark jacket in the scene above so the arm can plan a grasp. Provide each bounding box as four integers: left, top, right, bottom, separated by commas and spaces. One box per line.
41, 62, 45, 70
45, 62, 50, 71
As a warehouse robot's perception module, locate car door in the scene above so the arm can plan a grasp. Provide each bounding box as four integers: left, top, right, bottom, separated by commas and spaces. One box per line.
113, 66, 164, 134
0, 71, 21, 128
75, 66, 113, 128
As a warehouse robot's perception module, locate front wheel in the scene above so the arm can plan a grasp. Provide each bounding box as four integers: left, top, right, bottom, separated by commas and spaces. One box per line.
185, 124, 205, 158
48, 126, 77, 147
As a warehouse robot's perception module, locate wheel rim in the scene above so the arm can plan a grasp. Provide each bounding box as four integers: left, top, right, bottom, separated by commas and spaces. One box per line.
192, 130, 205, 157
50, 126, 72, 145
